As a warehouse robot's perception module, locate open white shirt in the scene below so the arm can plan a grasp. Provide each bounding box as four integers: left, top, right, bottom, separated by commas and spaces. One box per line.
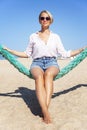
25, 32, 71, 59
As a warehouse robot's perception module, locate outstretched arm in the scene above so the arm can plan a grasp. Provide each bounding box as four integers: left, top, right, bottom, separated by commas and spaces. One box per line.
4, 47, 28, 58
70, 47, 87, 57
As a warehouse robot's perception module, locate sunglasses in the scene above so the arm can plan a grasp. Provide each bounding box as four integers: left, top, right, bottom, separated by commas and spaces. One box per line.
40, 17, 50, 21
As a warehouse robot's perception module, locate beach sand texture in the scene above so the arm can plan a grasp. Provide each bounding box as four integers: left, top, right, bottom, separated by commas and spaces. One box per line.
0, 58, 87, 130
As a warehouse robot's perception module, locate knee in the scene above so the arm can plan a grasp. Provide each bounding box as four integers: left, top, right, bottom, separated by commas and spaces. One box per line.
45, 71, 52, 78
35, 73, 44, 80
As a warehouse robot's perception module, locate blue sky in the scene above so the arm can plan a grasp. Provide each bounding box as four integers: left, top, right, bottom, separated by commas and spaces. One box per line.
0, 0, 87, 59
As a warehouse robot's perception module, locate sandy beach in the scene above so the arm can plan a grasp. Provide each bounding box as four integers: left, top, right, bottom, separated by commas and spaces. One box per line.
0, 57, 87, 130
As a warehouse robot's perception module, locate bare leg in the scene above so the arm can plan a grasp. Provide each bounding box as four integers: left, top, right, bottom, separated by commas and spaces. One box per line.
44, 67, 59, 107
30, 67, 51, 123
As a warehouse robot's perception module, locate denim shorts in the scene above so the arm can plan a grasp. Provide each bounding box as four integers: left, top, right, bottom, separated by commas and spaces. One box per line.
30, 57, 59, 71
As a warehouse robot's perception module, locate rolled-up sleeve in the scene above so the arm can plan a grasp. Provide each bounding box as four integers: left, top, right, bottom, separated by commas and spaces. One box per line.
56, 35, 71, 58
24, 35, 33, 57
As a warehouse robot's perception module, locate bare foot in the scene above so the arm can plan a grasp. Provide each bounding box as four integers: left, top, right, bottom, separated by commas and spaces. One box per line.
42, 112, 52, 124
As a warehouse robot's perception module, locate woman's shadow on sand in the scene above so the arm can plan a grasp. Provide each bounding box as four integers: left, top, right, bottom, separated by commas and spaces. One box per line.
0, 84, 87, 117
0, 87, 42, 117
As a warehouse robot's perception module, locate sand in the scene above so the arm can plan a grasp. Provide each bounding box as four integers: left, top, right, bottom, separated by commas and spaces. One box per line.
0, 58, 87, 130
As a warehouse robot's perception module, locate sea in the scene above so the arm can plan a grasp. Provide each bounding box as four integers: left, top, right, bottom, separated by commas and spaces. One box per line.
0, 55, 4, 60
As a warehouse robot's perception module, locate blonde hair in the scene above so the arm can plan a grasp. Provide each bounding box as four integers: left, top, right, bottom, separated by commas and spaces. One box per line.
39, 10, 53, 24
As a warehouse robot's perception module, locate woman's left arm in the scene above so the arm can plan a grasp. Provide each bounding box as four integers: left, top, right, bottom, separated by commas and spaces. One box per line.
56, 34, 87, 58
70, 46, 87, 57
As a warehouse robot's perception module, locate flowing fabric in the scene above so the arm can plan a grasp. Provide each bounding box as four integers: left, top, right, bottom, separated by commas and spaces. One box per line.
0, 44, 87, 80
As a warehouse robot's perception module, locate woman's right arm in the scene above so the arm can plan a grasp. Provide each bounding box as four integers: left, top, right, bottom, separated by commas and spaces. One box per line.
4, 47, 28, 58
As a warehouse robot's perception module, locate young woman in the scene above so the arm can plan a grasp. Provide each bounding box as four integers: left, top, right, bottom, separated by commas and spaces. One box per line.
4, 10, 85, 124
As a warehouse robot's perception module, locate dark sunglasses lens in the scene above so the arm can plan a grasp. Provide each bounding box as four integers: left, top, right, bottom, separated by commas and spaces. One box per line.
46, 17, 50, 20
40, 17, 44, 20
40, 17, 50, 21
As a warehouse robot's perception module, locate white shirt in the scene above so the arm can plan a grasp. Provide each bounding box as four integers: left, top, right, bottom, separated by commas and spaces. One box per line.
25, 32, 71, 59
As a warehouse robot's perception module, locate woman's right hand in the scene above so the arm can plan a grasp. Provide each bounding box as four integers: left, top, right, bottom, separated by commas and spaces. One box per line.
3, 46, 28, 58
3, 46, 9, 51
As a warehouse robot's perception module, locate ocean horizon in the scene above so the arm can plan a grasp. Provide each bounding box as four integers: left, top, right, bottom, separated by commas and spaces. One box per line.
0, 55, 4, 60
